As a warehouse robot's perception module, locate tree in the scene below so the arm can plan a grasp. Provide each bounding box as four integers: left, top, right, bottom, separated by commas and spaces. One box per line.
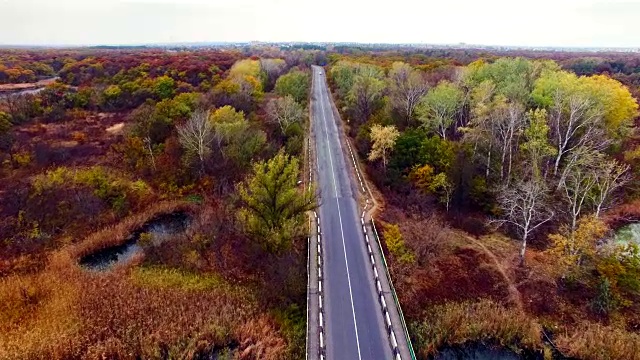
153, 75, 176, 100
237, 151, 316, 253
430, 172, 454, 212
388, 128, 427, 175
520, 109, 556, 180
259, 58, 287, 91
177, 109, 214, 174
368, 124, 400, 169
388, 62, 428, 122
497, 179, 554, 265
409, 165, 454, 211
419, 135, 456, 173
102, 84, 123, 111
0, 111, 13, 163
532, 71, 610, 175
383, 223, 415, 265
591, 159, 630, 218
266, 95, 305, 135
347, 71, 385, 123
416, 81, 464, 139
229, 59, 261, 79
209, 105, 248, 157
559, 148, 600, 236
583, 75, 638, 138
275, 70, 310, 104
329, 60, 359, 98
548, 216, 608, 272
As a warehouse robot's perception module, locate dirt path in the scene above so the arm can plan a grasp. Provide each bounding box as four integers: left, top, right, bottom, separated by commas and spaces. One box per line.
463, 235, 524, 311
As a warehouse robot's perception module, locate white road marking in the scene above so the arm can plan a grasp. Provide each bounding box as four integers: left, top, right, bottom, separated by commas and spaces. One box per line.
317, 70, 363, 360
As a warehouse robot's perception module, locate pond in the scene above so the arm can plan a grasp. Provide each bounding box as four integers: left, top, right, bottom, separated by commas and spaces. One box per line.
0, 77, 60, 98
612, 222, 640, 246
0, 87, 45, 98
79, 212, 191, 271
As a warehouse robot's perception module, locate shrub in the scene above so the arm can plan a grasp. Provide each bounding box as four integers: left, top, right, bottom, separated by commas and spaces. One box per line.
382, 222, 415, 265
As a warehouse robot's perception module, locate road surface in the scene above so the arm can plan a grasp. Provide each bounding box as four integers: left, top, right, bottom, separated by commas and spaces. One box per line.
311, 65, 392, 360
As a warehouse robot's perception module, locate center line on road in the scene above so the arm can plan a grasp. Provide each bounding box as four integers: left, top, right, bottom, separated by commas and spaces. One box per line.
316, 70, 363, 360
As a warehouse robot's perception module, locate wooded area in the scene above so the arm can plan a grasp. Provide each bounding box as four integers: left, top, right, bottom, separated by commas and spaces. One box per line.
0, 48, 315, 359
1, 45, 640, 359
327, 51, 640, 359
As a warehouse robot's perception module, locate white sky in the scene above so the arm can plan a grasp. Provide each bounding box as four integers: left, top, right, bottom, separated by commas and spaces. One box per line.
0, 0, 639, 47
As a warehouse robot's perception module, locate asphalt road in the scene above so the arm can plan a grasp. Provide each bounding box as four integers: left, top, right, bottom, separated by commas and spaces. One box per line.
311, 65, 392, 360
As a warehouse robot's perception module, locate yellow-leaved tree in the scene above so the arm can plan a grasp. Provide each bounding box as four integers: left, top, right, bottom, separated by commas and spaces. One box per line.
368, 124, 400, 169
548, 215, 608, 274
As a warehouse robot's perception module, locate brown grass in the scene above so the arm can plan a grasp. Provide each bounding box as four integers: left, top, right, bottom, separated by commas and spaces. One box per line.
411, 300, 542, 357
0, 200, 292, 360
0, 254, 287, 360
555, 322, 640, 360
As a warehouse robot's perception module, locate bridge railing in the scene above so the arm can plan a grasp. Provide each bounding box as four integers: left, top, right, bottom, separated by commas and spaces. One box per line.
370, 217, 417, 360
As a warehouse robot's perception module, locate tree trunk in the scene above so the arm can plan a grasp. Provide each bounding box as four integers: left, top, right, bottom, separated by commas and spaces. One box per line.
485, 144, 492, 178
520, 232, 528, 266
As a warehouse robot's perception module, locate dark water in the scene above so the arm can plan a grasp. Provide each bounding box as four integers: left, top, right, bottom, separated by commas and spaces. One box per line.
79, 212, 191, 271
434, 344, 524, 360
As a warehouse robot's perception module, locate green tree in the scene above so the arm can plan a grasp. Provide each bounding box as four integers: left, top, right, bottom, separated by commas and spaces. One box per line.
275, 70, 310, 104
416, 81, 464, 139
520, 108, 556, 180
329, 61, 359, 98
420, 135, 456, 173
347, 71, 385, 123
389, 128, 427, 174
102, 84, 122, 111
209, 105, 248, 157
153, 75, 176, 100
237, 151, 316, 253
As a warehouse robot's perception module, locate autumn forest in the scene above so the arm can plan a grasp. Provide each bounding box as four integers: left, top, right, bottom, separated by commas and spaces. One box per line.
1, 45, 640, 359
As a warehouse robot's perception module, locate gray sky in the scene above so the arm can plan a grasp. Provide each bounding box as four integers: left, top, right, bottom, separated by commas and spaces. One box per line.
0, 0, 639, 47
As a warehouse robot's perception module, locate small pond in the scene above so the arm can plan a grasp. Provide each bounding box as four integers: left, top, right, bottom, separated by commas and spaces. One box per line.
612, 223, 640, 246
79, 212, 191, 271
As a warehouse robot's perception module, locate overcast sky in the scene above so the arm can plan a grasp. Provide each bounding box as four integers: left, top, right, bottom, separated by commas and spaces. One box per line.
0, 0, 638, 47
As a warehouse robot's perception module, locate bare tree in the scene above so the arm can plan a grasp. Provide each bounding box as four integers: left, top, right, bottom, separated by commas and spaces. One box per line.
591, 159, 630, 217
259, 58, 287, 91
177, 109, 214, 174
142, 137, 156, 171
496, 103, 525, 183
497, 179, 554, 265
388, 62, 428, 122
266, 95, 305, 135
558, 148, 599, 237
549, 93, 608, 175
